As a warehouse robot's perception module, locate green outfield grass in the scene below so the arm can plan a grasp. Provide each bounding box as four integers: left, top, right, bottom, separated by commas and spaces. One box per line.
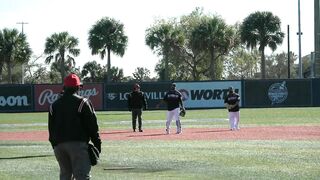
0, 107, 320, 179
1, 107, 320, 132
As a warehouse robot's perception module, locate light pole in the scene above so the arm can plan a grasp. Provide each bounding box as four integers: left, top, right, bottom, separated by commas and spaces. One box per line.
17, 21, 28, 84
315, 0, 320, 77
17, 22, 28, 34
297, 0, 303, 78
287, 25, 290, 79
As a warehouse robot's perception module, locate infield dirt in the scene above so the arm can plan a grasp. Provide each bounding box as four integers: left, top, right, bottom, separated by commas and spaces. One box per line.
1, 126, 319, 141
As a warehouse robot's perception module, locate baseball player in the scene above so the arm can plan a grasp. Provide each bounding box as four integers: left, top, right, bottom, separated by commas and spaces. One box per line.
163, 83, 185, 134
224, 86, 240, 130
127, 83, 148, 132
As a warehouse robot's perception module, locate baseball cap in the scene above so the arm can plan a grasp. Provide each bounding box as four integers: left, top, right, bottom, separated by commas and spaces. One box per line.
171, 83, 176, 89
64, 73, 81, 87
133, 83, 140, 89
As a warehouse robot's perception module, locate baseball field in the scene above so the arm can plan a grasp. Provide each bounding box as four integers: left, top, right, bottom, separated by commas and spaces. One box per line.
0, 107, 320, 179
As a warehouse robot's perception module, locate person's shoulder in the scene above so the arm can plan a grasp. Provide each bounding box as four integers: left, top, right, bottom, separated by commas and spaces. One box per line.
73, 94, 84, 100
51, 98, 61, 107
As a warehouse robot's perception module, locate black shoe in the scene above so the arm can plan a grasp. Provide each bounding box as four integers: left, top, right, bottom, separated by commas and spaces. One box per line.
133, 129, 136, 132
139, 129, 143, 132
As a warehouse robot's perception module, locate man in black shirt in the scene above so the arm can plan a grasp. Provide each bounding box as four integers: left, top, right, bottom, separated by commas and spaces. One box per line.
163, 83, 185, 134
224, 86, 240, 131
128, 83, 148, 132
48, 73, 101, 179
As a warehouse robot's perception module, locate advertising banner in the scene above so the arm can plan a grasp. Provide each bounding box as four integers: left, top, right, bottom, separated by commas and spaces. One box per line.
34, 84, 103, 111
104, 82, 171, 110
176, 81, 242, 108
244, 80, 312, 107
0, 85, 33, 112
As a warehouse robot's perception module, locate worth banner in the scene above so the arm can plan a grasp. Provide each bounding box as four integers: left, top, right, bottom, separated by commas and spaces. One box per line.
176, 81, 242, 108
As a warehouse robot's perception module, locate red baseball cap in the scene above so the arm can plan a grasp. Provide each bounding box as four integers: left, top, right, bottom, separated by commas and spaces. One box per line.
64, 74, 81, 87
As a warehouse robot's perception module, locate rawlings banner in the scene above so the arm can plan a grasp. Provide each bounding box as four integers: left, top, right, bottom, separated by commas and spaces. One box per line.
34, 84, 103, 111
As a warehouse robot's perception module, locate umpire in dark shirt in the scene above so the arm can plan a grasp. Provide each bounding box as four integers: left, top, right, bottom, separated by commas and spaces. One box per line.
48, 73, 101, 179
127, 83, 147, 132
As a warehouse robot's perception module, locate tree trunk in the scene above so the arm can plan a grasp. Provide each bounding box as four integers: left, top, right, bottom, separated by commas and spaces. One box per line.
163, 47, 169, 81
164, 56, 169, 81
7, 60, 12, 84
107, 48, 111, 82
209, 49, 216, 80
60, 58, 65, 84
192, 65, 197, 81
191, 56, 198, 81
0, 61, 4, 82
261, 48, 266, 79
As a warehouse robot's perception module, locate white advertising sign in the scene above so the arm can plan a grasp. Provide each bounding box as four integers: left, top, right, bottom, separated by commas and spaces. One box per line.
176, 81, 241, 108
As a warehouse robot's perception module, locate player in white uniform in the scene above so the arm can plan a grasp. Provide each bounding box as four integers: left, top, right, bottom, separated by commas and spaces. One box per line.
163, 83, 185, 134
224, 87, 240, 130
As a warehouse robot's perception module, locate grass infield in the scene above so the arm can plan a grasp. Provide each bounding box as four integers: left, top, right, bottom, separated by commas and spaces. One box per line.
0, 107, 320, 179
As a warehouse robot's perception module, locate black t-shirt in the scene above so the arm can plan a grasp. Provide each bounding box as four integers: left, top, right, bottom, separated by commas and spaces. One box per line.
163, 89, 183, 111
128, 91, 147, 109
224, 92, 240, 112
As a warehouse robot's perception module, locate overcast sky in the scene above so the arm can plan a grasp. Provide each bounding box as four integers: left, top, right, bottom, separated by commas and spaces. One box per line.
0, 0, 315, 77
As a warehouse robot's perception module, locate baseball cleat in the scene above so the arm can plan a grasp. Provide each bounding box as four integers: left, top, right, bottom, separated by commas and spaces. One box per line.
176, 129, 182, 134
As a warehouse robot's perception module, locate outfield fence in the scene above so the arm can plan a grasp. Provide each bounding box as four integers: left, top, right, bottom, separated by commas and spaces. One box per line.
0, 78, 319, 112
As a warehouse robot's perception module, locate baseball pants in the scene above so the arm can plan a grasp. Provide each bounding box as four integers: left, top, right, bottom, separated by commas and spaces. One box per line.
54, 141, 91, 180
132, 108, 142, 130
228, 111, 240, 130
166, 107, 181, 133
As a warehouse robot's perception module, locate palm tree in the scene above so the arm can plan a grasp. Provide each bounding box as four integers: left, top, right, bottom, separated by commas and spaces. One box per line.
132, 67, 151, 82
44, 32, 80, 83
191, 15, 237, 80
81, 61, 103, 82
240, 11, 284, 79
88, 17, 128, 82
145, 20, 184, 81
109, 66, 124, 82
0, 28, 32, 83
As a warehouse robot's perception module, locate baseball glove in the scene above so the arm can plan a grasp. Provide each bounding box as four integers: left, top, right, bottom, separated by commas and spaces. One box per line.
179, 108, 186, 117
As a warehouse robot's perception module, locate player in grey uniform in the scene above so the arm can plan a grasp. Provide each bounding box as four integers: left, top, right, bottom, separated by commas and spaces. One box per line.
163, 83, 185, 134
224, 86, 240, 130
